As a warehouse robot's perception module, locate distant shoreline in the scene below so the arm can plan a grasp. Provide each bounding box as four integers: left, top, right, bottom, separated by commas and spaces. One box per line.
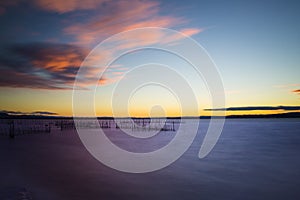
0, 112, 300, 119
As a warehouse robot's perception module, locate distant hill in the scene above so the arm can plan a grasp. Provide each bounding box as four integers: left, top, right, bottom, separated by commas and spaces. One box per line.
0, 114, 63, 119
224, 112, 300, 119
0, 112, 9, 118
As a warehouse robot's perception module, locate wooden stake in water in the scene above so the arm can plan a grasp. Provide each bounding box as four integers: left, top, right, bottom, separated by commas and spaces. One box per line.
9, 120, 14, 139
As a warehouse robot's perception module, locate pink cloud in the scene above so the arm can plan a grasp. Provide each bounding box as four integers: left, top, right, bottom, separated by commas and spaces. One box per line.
62, 1, 204, 86
180, 28, 203, 36
33, 0, 108, 13
1, 0, 203, 89
0, 0, 205, 90
63, 0, 187, 46
98, 74, 124, 85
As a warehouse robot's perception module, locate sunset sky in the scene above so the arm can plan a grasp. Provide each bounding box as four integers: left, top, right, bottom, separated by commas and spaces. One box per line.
0, 0, 299, 117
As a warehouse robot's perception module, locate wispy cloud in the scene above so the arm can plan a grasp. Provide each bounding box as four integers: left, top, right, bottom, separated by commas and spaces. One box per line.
33, 0, 108, 13
62, 1, 203, 85
63, 0, 195, 46
0, 0, 203, 89
293, 89, 300, 95
0, 42, 106, 89
204, 105, 300, 111
0, 0, 108, 14
273, 83, 300, 97
273, 83, 300, 88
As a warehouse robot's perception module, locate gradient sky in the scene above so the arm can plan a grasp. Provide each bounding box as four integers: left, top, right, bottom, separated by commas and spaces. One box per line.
0, 0, 299, 117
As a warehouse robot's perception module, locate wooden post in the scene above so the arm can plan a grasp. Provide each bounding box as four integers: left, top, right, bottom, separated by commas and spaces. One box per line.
60, 120, 63, 131
45, 124, 51, 133
9, 120, 15, 139
172, 121, 175, 131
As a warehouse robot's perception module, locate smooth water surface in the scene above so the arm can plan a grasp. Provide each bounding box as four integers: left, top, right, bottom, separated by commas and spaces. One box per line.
0, 119, 299, 200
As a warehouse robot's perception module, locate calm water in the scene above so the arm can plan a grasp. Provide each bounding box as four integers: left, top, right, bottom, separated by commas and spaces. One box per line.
0, 119, 299, 200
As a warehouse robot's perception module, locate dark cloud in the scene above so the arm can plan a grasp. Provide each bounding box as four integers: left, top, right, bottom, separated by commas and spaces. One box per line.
0, 0, 21, 15
0, 110, 25, 115
293, 89, 300, 95
0, 42, 89, 89
0, 110, 57, 116
204, 106, 300, 111
31, 111, 58, 115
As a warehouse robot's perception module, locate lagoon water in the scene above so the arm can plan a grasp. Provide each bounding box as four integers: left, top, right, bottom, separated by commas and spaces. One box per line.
0, 119, 300, 200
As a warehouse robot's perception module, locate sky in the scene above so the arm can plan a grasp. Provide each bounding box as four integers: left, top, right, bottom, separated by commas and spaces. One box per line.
0, 0, 299, 117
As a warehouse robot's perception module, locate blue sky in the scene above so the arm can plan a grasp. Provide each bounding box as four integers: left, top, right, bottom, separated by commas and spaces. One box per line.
0, 0, 299, 116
